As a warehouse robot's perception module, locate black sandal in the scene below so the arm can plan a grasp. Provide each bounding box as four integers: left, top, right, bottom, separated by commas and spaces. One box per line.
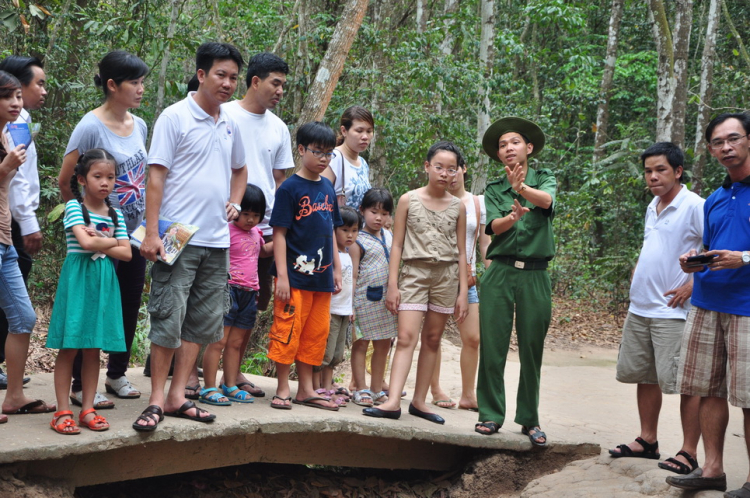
658, 450, 699, 474
132, 405, 164, 432
522, 425, 547, 447
474, 421, 500, 435
609, 436, 660, 459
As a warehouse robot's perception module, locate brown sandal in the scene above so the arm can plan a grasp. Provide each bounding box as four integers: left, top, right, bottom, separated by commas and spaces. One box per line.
50, 410, 80, 435
79, 408, 109, 431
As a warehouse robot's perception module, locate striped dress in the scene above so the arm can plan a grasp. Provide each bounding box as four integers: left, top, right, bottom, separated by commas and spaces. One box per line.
353, 229, 397, 341
46, 200, 128, 352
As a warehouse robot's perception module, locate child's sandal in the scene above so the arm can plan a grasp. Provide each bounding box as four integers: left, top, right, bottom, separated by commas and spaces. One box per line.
372, 391, 389, 405
50, 410, 81, 435
221, 384, 254, 404
79, 408, 109, 431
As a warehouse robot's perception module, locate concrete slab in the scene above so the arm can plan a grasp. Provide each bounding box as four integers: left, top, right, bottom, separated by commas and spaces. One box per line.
0, 366, 598, 488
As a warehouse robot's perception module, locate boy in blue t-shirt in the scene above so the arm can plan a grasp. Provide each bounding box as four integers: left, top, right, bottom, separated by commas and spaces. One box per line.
268, 121, 342, 410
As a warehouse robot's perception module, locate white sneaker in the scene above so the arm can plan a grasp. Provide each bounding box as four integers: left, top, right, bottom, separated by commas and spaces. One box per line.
104, 376, 141, 399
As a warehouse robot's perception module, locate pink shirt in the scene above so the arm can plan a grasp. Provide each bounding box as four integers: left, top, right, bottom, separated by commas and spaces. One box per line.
228, 223, 263, 290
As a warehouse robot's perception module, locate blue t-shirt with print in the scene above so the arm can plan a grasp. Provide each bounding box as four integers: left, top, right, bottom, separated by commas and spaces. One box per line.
270, 174, 343, 292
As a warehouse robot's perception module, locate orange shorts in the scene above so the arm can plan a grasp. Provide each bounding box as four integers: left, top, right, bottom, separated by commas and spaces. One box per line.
267, 286, 332, 366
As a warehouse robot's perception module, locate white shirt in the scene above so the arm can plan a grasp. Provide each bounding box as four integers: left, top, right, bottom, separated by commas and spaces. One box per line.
148, 93, 246, 248
330, 250, 353, 315
629, 185, 704, 319
222, 101, 294, 236
6, 109, 40, 235
464, 194, 487, 270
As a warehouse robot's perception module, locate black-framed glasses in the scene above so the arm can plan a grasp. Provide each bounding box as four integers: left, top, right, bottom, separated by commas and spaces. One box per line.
709, 134, 748, 150
430, 164, 458, 176
304, 147, 335, 160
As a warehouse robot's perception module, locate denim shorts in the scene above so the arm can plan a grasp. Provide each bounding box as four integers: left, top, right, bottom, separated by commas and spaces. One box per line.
0, 244, 35, 334
224, 286, 258, 330
148, 245, 229, 348
468, 285, 479, 304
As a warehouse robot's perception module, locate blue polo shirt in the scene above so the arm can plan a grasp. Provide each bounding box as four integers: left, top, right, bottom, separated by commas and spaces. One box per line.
692, 175, 750, 316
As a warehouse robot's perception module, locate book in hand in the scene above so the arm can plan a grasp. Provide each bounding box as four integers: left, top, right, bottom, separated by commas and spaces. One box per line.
129, 219, 199, 265
6, 122, 31, 148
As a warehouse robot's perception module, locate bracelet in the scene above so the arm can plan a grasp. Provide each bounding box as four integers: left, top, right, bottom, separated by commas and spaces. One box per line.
229, 202, 241, 212
516, 184, 527, 194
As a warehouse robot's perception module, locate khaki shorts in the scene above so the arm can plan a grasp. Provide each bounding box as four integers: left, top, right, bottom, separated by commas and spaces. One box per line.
676, 306, 750, 408
314, 313, 349, 372
397, 261, 458, 314
615, 312, 686, 394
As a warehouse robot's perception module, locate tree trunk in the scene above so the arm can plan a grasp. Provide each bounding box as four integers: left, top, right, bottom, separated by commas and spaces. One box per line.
416, 0, 426, 34
273, 0, 301, 55
472, 0, 495, 195
592, 0, 624, 165
720, 0, 750, 69
369, 0, 388, 188
692, 0, 720, 196
295, 0, 370, 127
649, 0, 693, 148
436, 0, 459, 116
154, 0, 181, 121
291, 0, 310, 118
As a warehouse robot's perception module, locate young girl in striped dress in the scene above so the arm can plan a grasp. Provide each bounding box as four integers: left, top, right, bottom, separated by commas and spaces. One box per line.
349, 188, 397, 406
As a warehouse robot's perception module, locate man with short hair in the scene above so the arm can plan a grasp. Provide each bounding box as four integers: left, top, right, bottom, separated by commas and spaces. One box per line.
220, 52, 294, 397
666, 113, 750, 497
475, 117, 555, 446
0, 55, 46, 388
609, 142, 702, 476
133, 42, 247, 430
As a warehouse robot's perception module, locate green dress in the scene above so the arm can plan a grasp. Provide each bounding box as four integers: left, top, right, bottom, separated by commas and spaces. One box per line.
46, 200, 127, 352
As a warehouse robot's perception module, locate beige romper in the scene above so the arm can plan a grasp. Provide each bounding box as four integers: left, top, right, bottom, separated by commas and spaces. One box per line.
398, 192, 460, 313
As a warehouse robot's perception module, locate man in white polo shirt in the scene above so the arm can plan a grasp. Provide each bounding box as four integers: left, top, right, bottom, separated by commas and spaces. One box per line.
609, 142, 703, 476
221, 52, 294, 398
133, 42, 247, 431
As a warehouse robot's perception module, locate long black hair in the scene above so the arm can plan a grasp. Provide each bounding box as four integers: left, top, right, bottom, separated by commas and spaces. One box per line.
69, 148, 119, 228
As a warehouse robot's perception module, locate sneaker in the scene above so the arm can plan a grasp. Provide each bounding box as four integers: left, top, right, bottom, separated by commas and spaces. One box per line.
104, 376, 141, 398
0, 370, 31, 389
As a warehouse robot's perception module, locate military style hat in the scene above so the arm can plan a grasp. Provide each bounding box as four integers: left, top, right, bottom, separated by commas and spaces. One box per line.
482, 117, 545, 162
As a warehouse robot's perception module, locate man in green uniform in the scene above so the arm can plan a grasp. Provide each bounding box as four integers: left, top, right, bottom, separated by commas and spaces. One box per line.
474, 117, 555, 446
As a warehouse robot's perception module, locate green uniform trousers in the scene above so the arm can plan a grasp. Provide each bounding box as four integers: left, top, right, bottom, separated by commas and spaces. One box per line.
477, 260, 551, 427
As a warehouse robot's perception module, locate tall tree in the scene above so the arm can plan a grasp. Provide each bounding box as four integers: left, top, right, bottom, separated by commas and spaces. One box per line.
592, 0, 624, 165
154, 0, 182, 120
649, 0, 693, 148
472, 0, 495, 194
436, 0, 459, 116
295, 0, 370, 127
692, 0, 720, 196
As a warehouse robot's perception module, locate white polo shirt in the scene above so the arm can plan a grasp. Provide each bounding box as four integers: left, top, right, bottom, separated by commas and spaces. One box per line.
222, 101, 294, 236
6, 109, 40, 235
148, 93, 246, 248
629, 185, 704, 319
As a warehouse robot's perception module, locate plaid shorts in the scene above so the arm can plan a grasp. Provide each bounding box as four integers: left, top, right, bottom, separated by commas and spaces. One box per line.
676, 306, 750, 408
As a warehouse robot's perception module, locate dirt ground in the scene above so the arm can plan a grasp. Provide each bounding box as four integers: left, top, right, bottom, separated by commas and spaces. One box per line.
21, 296, 623, 498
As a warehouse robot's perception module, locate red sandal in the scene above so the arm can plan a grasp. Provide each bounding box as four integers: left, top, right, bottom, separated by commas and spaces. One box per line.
79, 408, 109, 431
50, 410, 80, 435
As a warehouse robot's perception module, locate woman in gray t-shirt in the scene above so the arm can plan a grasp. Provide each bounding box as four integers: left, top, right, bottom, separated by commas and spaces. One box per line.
56, 51, 149, 408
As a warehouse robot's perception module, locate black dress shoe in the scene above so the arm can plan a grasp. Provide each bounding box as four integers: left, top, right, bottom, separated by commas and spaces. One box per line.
362, 407, 401, 419
408, 403, 445, 425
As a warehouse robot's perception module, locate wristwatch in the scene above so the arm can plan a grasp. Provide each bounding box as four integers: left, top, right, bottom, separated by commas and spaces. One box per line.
229, 202, 242, 213
742, 251, 750, 265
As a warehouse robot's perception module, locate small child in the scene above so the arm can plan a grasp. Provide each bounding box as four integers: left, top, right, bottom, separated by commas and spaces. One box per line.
312, 206, 360, 404
47, 149, 133, 434
268, 121, 342, 411
363, 141, 469, 424
201, 184, 271, 406
349, 188, 398, 407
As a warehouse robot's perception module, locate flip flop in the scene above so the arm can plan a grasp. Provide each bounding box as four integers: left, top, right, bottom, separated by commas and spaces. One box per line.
459, 405, 479, 412
432, 398, 457, 409
270, 395, 292, 410
164, 401, 216, 423
3, 399, 56, 414
292, 396, 339, 411
475, 421, 500, 435
237, 381, 265, 398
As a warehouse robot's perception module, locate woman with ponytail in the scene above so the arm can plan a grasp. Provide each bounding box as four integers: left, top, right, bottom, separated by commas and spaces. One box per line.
47, 149, 132, 434
56, 51, 149, 408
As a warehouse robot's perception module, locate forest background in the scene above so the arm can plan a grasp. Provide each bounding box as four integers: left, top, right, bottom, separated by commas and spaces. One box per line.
1, 0, 749, 353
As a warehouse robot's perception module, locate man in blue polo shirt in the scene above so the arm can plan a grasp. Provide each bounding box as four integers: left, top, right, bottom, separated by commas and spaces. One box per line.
666, 113, 750, 497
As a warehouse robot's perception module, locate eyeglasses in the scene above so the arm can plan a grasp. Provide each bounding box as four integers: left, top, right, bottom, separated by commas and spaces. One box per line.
304, 147, 335, 160
431, 165, 458, 176
709, 134, 748, 150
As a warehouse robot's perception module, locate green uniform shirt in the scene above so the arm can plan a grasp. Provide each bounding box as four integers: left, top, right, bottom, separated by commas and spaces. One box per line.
484, 167, 556, 260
